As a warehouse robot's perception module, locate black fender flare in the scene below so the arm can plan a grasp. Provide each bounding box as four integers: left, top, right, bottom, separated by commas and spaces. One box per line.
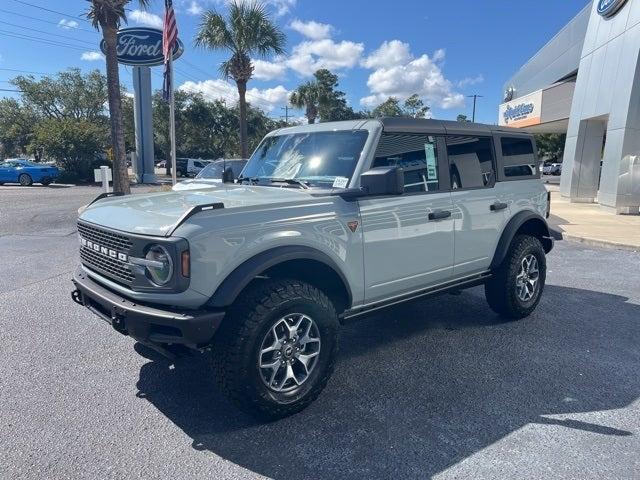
490, 211, 553, 270
207, 245, 353, 308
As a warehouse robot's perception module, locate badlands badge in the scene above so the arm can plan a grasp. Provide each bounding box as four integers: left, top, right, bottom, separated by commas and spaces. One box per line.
347, 220, 359, 233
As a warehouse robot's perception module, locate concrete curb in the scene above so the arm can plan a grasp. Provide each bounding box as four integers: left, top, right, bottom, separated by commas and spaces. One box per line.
550, 228, 640, 252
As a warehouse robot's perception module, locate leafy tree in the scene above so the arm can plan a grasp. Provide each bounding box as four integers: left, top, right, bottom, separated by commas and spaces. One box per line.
371, 97, 404, 118
152, 90, 192, 163
121, 93, 136, 153
0, 99, 38, 158
33, 118, 108, 181
403, 94, 430, 118
87, 0, 149, 194
289, 82, 319, 124
195, 1, 286, 159
152, 90, 281, 162
457, 114, 470, 122
313, 69, 358, 121
371, 95, 432, 118
12, 69, 107, 121
535, 133, 566, 161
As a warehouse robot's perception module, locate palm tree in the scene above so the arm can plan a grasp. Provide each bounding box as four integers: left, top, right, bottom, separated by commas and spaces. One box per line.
195, 2, 285, 159
87, 0, 148, 194
289, 82, 319, 124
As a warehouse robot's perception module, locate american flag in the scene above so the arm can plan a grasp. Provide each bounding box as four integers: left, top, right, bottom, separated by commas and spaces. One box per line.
162, 0, 178, 101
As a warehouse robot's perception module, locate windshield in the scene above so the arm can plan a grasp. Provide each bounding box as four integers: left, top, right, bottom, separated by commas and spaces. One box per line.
241, 130, 369, 187
196, 162, 225, 179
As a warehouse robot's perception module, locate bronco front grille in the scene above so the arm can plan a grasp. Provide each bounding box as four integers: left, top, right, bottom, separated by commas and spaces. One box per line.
77, 221, 134, 285
77, 222, 132, 251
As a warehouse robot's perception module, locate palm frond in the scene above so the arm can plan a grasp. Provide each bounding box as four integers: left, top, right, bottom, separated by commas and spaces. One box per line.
289, 82, 318, 108
227, 1, 286, 57
86, 0, 147, 29
218, 59, 233, 79
195, 10, 236, 51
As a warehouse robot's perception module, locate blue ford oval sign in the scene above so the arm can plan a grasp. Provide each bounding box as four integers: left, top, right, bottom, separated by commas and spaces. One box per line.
100, 27, 183, 66
597, 0, 629, 18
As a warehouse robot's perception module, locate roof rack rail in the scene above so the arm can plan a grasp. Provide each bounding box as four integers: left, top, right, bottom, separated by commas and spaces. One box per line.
166, 202, 225, 236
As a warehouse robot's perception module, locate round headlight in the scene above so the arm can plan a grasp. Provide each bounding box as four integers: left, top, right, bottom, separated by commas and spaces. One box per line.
145, 245, 173, 285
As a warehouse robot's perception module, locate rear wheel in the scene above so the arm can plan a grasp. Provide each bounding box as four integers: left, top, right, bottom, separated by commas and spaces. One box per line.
211, 278, 339, 420
19, 173, 33, 186
485, 234, 546, 319
41, 177, 52, 186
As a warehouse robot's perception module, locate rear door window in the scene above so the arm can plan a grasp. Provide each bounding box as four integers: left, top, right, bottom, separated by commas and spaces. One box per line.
500, 137, 538, 178
373, 133, 441, 193
446, 136, 495, 189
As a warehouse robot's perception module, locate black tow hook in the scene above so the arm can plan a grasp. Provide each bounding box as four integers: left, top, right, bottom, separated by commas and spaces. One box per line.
71, 289, 84, 306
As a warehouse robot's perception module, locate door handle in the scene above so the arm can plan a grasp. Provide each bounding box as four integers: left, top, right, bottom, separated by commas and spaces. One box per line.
428, 210, 452, 220
490, 202, 508, 211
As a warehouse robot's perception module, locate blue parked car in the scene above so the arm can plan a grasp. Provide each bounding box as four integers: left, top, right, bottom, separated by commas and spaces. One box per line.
0, 159, 60, 186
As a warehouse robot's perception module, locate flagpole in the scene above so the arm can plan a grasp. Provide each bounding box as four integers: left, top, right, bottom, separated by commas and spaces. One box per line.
169, 51, 177, 186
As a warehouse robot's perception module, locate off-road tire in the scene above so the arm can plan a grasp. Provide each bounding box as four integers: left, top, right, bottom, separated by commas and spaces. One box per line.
485, 234, 546, 319
211, 278, 339, 420
19, 173, 33, 186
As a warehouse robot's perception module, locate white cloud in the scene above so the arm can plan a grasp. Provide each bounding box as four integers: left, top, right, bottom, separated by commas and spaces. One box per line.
252, 58, 287, 80
212, 0, 296, 17
289, 19, 333, 40
458, 74, 484, 88
58, 19, 79, 30
186, 1, 204, 15
179, 79, 289, 112
286, 38, 364, 76
81, 51, 104, 61
130, 10, 163, 29
360, 45, 464, 110
270, 0, 296, 16
361, 40, 412, 69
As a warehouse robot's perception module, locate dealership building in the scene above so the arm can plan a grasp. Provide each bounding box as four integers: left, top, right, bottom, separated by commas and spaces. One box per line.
500, 0, 640, 214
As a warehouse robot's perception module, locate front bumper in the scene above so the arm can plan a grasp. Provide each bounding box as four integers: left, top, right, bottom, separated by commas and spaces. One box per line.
71, 266, 224, 348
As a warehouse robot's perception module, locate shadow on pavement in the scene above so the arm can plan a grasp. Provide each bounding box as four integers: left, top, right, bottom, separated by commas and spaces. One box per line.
135, 285, 639, 479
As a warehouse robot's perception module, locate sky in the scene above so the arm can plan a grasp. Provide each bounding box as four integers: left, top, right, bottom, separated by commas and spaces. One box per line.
0, 0, 590, 124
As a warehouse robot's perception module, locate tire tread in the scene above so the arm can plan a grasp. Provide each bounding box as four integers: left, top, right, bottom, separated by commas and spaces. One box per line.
485, 234, 546, 319
211, 278, 338, 419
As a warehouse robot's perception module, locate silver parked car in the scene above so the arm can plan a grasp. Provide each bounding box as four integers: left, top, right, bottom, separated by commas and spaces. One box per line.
543, 162, 562, 175
172, 159, 247, 191
72, 119, 553, 419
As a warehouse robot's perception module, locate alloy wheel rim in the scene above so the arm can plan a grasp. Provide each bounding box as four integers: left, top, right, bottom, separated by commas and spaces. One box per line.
516, 254, 540, 302
258, 313, 321, 393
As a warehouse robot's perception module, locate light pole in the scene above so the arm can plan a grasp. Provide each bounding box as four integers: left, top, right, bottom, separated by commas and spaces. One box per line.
280, 105, 291, 124
467, 94, 483, 122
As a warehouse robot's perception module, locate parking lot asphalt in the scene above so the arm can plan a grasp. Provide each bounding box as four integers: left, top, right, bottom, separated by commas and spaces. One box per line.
1, 185, 639, 479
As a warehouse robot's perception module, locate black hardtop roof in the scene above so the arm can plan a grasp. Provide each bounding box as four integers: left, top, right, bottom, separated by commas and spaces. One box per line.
379, 117, 530, 137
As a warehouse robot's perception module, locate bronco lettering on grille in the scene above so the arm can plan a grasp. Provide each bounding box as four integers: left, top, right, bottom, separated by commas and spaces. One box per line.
80, 237, 128, 262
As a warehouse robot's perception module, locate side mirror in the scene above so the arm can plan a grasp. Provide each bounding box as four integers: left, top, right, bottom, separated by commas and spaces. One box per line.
222, 166, 235, 183
359, 166, 404, 196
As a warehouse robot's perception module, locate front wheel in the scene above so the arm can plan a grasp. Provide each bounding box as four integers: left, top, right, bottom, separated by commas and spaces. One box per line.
19, 173, 33, 186
211, 279, 339, 420
485, 234, 546, 319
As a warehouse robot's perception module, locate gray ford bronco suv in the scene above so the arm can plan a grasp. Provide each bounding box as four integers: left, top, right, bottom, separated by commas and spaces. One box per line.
72, 118, 553, 419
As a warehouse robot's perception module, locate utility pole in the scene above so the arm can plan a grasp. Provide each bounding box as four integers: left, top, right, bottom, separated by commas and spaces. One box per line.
467, 94, 483, 122
280, 105, 291, 124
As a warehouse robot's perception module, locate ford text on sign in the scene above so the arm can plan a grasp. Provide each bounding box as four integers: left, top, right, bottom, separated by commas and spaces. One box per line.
100, 27, 183, 67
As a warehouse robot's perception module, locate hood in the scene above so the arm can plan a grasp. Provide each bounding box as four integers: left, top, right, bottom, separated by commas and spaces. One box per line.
79, 184, 315, 236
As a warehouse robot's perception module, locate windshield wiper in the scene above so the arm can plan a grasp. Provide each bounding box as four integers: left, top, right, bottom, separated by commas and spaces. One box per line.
270, 178, 310, 189
237, 176, 262, 185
